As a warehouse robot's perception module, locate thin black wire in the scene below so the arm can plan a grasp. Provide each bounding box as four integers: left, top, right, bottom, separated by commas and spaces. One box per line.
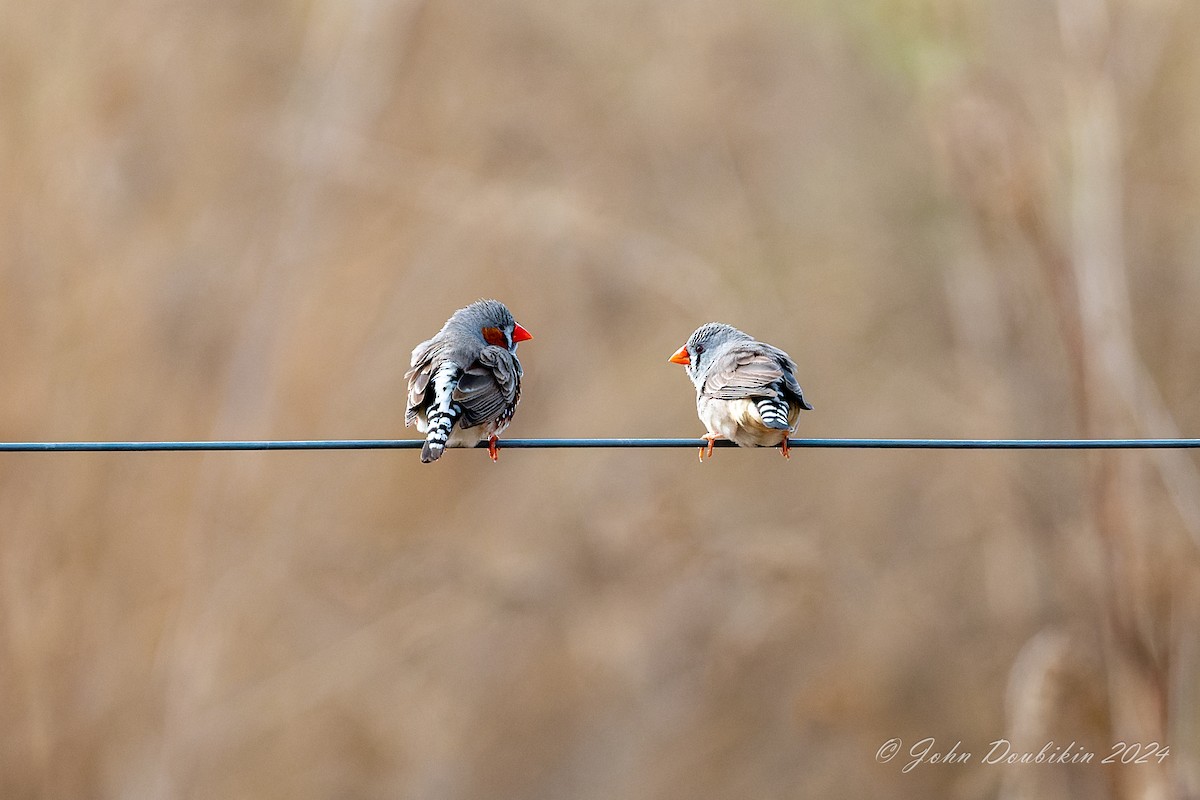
1, 437, 1199, 452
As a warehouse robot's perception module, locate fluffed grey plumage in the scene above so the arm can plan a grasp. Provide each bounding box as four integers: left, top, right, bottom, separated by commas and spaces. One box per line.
669, 322, 812, 458
405, 299, 531, 462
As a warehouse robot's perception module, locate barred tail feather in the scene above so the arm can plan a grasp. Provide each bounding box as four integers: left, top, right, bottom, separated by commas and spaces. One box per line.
420, 414, 451, 462
421, 401, 463, 463
755, 397, 792, 431
420, 362, 464, 464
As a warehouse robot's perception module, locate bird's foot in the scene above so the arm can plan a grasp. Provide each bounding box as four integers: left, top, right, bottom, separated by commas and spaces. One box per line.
698, 435, 721, 462
780, 436, 791, 460
488, 436, 500, 463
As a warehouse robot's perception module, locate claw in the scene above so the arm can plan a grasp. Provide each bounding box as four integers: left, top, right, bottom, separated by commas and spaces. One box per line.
780, 436, 791, 460
699, 435, 720, 462
487, 436, 500, 463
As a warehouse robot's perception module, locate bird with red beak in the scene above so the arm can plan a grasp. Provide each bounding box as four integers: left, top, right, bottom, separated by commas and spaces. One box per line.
405, 299, 533, 462
669, 323, 811, 461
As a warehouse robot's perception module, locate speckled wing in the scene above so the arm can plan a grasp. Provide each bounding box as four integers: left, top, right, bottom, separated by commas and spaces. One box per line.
453, 345, 522, 428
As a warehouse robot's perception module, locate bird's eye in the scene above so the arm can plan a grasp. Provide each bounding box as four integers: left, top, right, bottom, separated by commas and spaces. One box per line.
694, 344, 704, 355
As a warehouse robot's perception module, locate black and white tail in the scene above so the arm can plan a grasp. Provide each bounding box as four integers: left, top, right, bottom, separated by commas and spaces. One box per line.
421, 363, 463, 463
755, 395, 792, 431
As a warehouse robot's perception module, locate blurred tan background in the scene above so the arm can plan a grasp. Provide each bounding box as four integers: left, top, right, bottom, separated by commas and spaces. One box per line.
2, 0, 1200, 797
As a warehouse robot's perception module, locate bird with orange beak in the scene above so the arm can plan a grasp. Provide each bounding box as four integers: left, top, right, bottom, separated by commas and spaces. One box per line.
405, 299, 533, 462
669, 323, 812, 461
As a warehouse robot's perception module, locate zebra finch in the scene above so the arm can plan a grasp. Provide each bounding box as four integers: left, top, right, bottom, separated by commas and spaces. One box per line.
405, 299, 532, 463
669, 322, 812, 461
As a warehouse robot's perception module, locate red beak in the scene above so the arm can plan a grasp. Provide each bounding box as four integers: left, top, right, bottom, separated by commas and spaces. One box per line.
668, 345, 690, 365
512, 322, 533, 343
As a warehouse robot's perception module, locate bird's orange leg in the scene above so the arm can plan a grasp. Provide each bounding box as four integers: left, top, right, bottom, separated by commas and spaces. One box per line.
699, 434, 722, 462
780, 436, 791, 460
488, 436, 500, 463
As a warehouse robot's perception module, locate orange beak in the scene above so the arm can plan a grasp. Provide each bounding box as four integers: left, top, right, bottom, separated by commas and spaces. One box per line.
668, 345, 690, 365
511, 322, 533, 343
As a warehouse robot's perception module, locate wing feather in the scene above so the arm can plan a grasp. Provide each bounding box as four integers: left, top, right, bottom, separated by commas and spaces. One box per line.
454, 346, 521, 427
703, 343, 812, 410
404, 338, 439, 426
703, 345, 784, 399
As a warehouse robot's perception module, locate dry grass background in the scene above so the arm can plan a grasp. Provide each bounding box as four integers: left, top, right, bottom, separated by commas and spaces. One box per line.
2, 0, 1200, 798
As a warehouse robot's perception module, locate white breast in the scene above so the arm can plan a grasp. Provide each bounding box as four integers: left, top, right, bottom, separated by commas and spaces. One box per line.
697, 395, 793, 447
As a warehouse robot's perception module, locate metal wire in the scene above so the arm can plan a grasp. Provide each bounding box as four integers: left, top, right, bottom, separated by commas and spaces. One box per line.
1, 437, 1199, 452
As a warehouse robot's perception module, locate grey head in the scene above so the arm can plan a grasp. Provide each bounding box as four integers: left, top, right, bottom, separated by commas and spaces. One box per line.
671, 322, 754, 388
441, 299, 533, 352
